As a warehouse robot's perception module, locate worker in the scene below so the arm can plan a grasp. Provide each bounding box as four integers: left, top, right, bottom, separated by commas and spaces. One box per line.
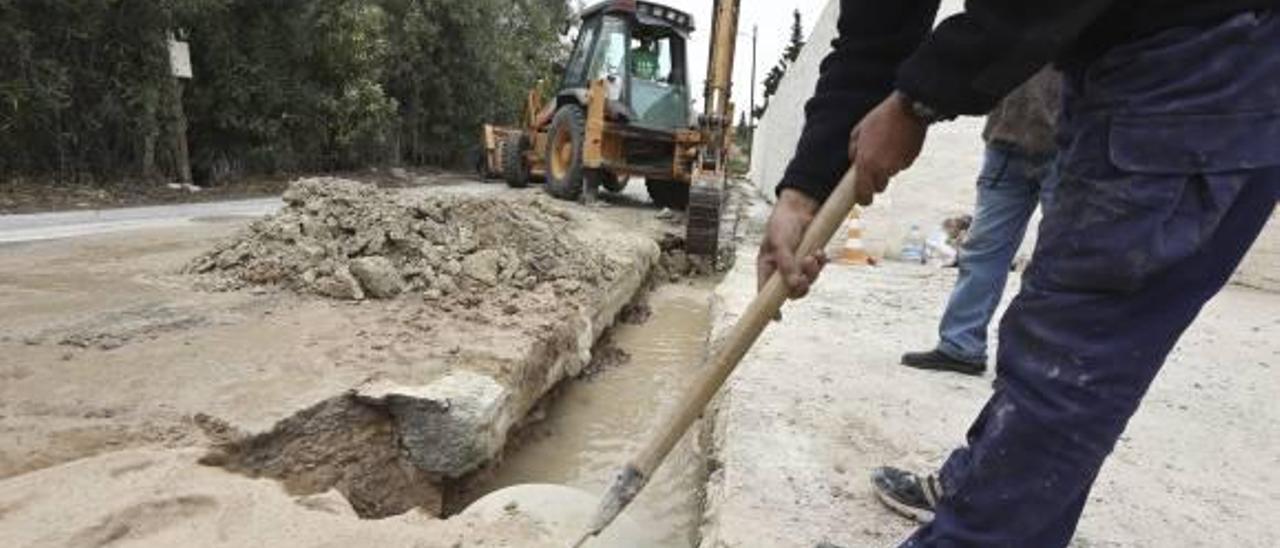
900, 68, 1062, 376
631, 39, 661, 81
756, 2, 1280, 546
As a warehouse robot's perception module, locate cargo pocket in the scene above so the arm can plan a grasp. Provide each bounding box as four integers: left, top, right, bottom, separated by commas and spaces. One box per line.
1109, 110, 1280, 174
1032, 112, 1277, 293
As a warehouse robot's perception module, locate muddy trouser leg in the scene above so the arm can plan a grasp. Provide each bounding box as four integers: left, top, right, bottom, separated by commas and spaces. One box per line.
904, 11, 1280, 547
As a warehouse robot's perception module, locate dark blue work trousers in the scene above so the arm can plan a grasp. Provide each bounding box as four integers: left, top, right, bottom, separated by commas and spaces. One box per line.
907, 11, 1280, 547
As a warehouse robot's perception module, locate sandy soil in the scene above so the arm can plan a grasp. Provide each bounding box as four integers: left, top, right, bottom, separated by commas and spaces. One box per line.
0, 177, 708, 546
0, 447, 643, 548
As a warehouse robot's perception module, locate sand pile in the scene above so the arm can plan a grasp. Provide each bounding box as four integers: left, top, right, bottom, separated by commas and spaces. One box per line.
187, 178, 619, 303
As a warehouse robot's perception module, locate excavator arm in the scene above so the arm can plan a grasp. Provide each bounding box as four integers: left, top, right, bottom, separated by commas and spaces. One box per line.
700, 0, 741, 171
686, 0, 742, 257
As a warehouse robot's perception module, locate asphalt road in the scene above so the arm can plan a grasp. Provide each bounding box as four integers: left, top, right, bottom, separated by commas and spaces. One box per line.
0, 198, 282, 244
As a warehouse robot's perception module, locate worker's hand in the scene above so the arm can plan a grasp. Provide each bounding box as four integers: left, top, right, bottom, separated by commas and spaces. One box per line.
758, 189, 828, 301
848, 91, 928, 206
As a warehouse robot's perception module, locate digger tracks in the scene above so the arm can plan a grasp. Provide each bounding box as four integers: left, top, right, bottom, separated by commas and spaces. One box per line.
685, 179, 724, 258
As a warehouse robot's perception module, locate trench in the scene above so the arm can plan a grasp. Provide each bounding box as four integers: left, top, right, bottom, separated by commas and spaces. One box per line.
452, 280, 717, 547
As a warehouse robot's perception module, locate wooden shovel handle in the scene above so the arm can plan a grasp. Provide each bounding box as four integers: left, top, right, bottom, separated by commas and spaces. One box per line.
631, 165, 862, 476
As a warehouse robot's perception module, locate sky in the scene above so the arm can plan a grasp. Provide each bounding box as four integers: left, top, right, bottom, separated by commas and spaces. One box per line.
640, 0, 965, 119
656, 0, 831, 119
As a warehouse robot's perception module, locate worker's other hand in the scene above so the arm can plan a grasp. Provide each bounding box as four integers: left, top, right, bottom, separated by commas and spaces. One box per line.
848, 91, 928, 206
758, 189, 828, 301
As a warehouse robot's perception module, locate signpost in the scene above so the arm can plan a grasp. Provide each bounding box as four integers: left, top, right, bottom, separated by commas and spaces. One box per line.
167, 32, 194, 188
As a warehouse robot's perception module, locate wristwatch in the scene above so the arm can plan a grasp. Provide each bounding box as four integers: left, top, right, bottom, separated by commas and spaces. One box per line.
901, 92, 955, 125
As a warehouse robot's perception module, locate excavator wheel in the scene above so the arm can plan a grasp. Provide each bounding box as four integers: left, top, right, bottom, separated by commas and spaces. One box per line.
503, 133, 531, 188
544, 105, 586, 201
645, 178, 689, 210
685, 179, 724, 257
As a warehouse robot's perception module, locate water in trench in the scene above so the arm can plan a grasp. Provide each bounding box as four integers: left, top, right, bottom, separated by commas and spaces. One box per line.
457, 281, 715, 547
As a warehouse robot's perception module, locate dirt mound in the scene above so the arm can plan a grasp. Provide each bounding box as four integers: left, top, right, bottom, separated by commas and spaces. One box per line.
187, 178, 619, 303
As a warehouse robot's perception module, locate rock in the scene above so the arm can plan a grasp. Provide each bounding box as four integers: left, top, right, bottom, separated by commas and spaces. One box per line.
356, 372, 512, 478
463, 250, 501, 286
349, 256, 403, 299
313, 267, 365, 300
435, 275, 458, 296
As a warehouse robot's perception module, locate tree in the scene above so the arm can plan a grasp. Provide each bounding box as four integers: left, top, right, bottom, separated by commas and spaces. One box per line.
753, 9, 805, 120
0, 0, 572, 184
733, 111, 751, 153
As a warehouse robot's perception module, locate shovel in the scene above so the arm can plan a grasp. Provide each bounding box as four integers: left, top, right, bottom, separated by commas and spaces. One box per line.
568, 165, 864, 547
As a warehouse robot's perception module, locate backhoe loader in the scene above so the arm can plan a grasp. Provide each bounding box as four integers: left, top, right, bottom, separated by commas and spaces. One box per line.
481, 0, 741, 257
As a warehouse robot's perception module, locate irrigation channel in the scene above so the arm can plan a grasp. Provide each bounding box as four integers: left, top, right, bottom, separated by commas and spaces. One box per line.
455, 281, 717, 547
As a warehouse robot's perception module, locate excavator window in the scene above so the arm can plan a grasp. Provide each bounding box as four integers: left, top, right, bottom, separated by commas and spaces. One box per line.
590, 16, 630, 102
629, 26, 688, 129
563, 21, 598, 87
591, 17, 629, 80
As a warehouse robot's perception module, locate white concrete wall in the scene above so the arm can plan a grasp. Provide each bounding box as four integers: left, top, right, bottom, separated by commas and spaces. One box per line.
749, 1, 980, 260
748, 0, 840, 202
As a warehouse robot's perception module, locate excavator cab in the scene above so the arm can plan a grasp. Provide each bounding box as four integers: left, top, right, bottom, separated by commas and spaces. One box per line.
559, 4, 692, 131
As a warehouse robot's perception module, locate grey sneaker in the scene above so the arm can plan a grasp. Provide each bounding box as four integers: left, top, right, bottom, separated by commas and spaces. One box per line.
901, 349, 986, 376
871, 466, 942, 523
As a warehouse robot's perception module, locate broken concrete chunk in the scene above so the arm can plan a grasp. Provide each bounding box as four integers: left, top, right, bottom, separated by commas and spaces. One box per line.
312, 266, 365, 300
349, 256, 403, 299
463, 249, 501, 286
356, 371, 511, 479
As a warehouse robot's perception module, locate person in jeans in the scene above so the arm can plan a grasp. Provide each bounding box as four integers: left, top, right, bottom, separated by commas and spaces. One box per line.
901, 69, 1062, 376
756, 1, 1280, 545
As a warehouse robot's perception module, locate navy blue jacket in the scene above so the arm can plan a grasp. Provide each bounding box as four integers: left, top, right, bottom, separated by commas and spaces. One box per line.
778, 0, 1280, 203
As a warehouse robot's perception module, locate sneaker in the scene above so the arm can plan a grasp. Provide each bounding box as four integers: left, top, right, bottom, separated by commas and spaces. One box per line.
871, 466, 942, 523
901, 349, 986, 376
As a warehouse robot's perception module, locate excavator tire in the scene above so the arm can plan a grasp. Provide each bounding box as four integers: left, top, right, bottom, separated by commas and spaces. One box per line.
502, 133, 530, 188
544, 106, 586, 201
645, 178, 689, 210
685, 179, 724, 257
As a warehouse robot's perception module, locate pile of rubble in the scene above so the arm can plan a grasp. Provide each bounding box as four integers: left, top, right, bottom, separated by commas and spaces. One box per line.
187, 178, 618, 303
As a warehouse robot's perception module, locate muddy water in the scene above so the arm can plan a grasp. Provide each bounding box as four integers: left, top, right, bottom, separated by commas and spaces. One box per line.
461, 282, 715, 547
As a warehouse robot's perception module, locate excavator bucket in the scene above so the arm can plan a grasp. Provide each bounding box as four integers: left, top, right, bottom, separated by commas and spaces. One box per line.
685, 172, 725, 257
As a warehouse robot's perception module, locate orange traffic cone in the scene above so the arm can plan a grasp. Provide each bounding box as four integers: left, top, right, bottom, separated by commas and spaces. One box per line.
835, 209, 873, 266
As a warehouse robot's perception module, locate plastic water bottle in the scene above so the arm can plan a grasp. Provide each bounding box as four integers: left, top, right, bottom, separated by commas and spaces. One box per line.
901, 225, 926, 264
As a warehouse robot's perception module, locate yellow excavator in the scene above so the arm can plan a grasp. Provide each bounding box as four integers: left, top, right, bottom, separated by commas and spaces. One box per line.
481, 0, 741, 257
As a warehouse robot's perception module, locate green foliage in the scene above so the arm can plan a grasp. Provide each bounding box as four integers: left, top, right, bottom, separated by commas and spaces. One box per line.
0, 0, 571, 183
753, 9, 805, 120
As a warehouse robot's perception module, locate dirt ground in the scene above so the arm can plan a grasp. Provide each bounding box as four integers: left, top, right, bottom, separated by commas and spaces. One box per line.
0, 175, 718, 547
8, 167, 1270, 547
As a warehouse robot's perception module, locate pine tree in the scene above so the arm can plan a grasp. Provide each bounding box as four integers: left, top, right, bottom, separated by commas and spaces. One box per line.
783, 10, 805, 64
754, 9, 805, 119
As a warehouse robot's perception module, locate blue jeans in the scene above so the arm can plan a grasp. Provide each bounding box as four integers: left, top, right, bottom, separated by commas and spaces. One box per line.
936, 144, 1056, 365
907, 11, 1280, 547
